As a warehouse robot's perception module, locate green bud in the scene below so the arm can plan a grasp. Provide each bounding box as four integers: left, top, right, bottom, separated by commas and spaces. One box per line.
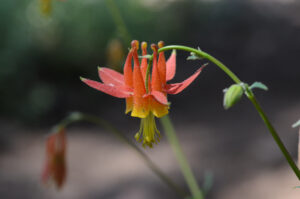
223, 84, 244, 110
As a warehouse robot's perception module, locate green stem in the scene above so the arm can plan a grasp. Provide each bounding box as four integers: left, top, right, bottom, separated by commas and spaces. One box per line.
160, 115, 204, 199
246, 91, 300, 179
59, 112, 187, 197
158, 45, 241, 84
159, 45, 300, 180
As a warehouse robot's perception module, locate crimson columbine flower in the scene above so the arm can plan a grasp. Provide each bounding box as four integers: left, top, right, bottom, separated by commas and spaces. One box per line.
81, 40, 205, 147
42, 127, 66, 188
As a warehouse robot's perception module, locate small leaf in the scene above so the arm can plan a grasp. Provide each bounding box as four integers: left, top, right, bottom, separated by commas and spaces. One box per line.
292, 120, 300, 128
187, 52, 203, 60
223, 84, 244, 110
187, 54, 201, 60
293, 186, 300, 189
249, 82, 268, 91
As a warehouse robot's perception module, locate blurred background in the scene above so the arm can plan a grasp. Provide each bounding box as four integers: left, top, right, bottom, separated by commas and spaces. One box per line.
1, 0, 300, 198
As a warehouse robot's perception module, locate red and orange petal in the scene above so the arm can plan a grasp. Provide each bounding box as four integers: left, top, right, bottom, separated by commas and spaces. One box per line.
151, 45, 163, 92
158, 41, 167, 85
80, 77, 132, 98
150, 56, 169, 118
124, 49, 133, 88
166, 50, 177, 81
141, 42, 148, 79
149, 91, 168, 105
166, 65, 206, 95
125, 97, 133, 114
42, 128, 66, 189
98, 67, 124, 86
143, 92, 169, 118
52, 151, 66, 188
150, 97, 169, 118
131, 95, 150, 118
131, 57, 149, 118
42, 135, 56, 184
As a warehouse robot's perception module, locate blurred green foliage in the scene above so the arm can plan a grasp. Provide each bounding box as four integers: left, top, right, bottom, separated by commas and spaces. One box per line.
0, 0, 206, 123
1, 0, 299, 124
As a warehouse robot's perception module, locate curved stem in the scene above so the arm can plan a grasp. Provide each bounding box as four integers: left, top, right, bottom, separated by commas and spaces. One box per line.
158, 45, 241, 84
158, 45, 300, 180
160, 115, 204, 199
59, 112, 187, 197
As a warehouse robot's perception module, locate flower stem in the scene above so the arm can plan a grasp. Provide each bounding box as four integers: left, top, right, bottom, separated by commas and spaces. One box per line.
159, 45, 300, 180
245, 91, 300, 179
58, 112, 187, 197
158, 46, 242, 84
160, 115, 204, 199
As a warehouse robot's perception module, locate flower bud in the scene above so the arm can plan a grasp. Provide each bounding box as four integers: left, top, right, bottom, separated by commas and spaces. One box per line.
42, 127, 66, 189
223, 84, 244, 110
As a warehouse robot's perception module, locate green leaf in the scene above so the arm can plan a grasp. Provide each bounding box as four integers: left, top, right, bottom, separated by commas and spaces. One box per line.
292, 120, 300, 128
249, 82, 268, 91
187, 53, 202, 60
187, 47, 204, 60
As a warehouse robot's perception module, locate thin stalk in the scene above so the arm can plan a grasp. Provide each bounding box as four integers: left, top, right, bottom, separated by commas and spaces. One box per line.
158, 45, 241, 84
246, 91, 300, 179
160, 115, 204, 199
159, 45, 300, 180
59, 112, 187, 197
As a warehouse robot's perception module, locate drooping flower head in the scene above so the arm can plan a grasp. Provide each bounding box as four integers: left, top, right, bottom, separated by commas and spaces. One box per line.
42, 127, 67, 188
81, 40, 205, 147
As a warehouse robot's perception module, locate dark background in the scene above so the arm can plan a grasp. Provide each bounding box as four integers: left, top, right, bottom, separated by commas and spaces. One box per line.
1, 0, 300, 198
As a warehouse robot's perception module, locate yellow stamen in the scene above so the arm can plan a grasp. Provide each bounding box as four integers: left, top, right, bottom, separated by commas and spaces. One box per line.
135, 112, 161, 148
